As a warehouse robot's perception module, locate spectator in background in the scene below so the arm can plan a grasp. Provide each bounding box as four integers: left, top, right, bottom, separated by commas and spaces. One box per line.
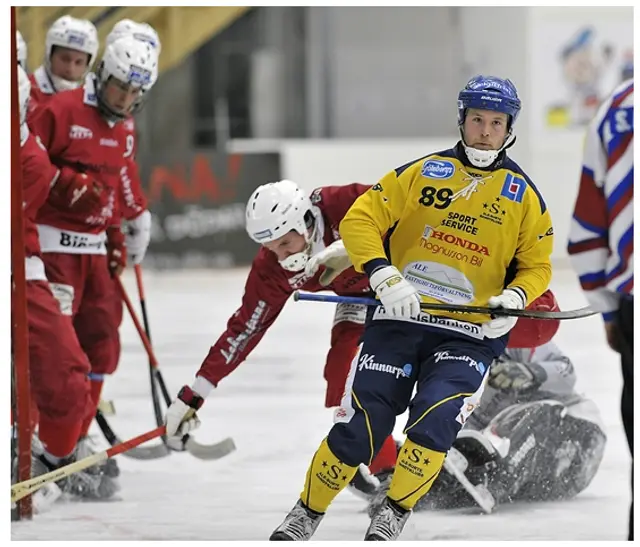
568, 78, 633, 540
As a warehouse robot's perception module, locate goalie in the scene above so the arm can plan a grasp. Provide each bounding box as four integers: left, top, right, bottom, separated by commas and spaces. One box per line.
367, 290, 607, 515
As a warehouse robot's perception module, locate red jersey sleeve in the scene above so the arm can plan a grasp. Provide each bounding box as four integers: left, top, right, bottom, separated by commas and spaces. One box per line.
22, 134, 59, 211
28, 99, 69, 159
310, 183, 371, 225
196, 249, 293, 386
119, 158, 148, 220
119, 118, 148, 221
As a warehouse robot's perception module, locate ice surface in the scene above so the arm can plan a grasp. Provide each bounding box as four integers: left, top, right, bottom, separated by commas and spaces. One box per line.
11, 267, 631, 541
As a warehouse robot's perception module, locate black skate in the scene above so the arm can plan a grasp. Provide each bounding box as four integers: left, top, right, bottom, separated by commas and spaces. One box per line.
76, 435, 120, 478
366, 472, 393, 518
31, 437, 119, 501
348, 464, 381, 501
365, 497, 410, 541
270, 499, 324, 540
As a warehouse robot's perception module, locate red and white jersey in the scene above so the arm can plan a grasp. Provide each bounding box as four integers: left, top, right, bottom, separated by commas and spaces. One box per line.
27, 67, 148, 224
27, 65, 93, 115
568, 79, 634, 319
21, 133, 59, 264
118, 116, 148, 221
196, 183, 372, 387
29, 74, 129, 252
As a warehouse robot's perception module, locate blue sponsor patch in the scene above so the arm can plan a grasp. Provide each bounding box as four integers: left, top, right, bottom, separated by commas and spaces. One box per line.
402, 363, 413, 377
66, 32, 86, 47
127, 65, 152, 86
421, 159, 455, 180
500, 173, 526, 203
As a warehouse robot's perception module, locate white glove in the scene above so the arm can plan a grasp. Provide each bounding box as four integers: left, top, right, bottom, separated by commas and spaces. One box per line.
304, 240, 353, 286
482, 288, 526, 339
124, 210, 151, 265
488, 358, 547, 392
165, 385, 203, 438
369, 265, 421, 319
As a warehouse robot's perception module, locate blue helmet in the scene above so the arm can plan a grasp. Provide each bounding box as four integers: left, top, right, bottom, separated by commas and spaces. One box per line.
457, 75, 521, 128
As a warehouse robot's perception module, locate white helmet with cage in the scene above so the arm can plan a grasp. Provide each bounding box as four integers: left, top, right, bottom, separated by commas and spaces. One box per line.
45, 15, 99, 91
245, 179, 316, 272
96, 35, 159, 121
106, 19, 162, 54
17, 31, 27, 70
18, 64, 31, 143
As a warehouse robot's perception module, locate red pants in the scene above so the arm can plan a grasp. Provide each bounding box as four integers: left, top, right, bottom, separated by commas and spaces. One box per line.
323, 304, 366, 408
15, 280, 94, 457
43, 253, 121, 376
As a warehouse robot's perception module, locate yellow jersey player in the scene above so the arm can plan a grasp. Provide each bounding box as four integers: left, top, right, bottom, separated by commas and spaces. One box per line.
268, 75, 554, 540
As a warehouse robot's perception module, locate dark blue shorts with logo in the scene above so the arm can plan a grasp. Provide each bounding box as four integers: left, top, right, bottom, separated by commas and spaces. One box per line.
327, 312, 508, 467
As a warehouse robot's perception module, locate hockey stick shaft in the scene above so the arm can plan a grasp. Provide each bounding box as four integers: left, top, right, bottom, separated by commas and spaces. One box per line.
115, 276, 160, 368
94, 408, 169, 459
293, 291, 595, 320
11, 426, 165, 503
134, 265, 166, 429
131, 267, 175, 406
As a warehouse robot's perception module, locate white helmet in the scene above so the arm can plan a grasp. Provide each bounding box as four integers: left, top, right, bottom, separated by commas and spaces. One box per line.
45, 16, 99, 91
96, 35, 159, 121
245, 180, 316, 272
106, 19, 162, 54
18, 63, 31, 126
17, 31, 27, 70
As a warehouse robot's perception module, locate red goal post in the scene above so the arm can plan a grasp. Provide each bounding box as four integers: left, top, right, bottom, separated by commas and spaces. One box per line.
11, 5, 33, 521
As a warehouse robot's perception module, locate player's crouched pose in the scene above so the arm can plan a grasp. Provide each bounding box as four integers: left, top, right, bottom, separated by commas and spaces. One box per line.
163, 179, 403, 483
266, 74, 554, 540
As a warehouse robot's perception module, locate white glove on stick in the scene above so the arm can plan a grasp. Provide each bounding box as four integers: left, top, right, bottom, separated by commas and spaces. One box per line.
124, 210, 151, 265
482, 288, 526, 339
165, 386, 203, 438
369, 265, 421, 319
304, 240, 353, 286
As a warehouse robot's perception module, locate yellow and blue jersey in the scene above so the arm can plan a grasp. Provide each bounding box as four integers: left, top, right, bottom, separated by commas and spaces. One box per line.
340, 143, 553, 325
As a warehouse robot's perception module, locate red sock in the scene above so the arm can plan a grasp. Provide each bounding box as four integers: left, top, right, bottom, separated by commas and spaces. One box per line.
80, 380, 103, 437
369, 435, 398, 475
39, 414, 83, 458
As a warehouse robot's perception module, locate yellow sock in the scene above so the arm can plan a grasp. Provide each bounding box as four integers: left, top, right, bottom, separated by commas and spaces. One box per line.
300, 437, 358, 514
387, 438, 446, 511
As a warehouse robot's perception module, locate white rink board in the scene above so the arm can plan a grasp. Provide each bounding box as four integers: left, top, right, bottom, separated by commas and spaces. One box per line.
229, 134, 587, 262
11, 267, 630, 541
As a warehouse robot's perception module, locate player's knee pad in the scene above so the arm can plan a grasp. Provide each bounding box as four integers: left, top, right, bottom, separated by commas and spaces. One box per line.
333, 303, 367, 327
552, 398, 607, 499
479, 399, 566, 497
49, 283, 75, 316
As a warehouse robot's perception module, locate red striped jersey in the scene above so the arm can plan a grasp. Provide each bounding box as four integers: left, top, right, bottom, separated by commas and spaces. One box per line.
568, 79, 633, 320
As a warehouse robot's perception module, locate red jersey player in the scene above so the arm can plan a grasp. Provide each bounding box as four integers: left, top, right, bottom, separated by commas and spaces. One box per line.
164, 180, 402, 492
28, 15, 98, 112
28, 36, 159, 456
103, 19, 162, 265
15, 64, 118, 504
